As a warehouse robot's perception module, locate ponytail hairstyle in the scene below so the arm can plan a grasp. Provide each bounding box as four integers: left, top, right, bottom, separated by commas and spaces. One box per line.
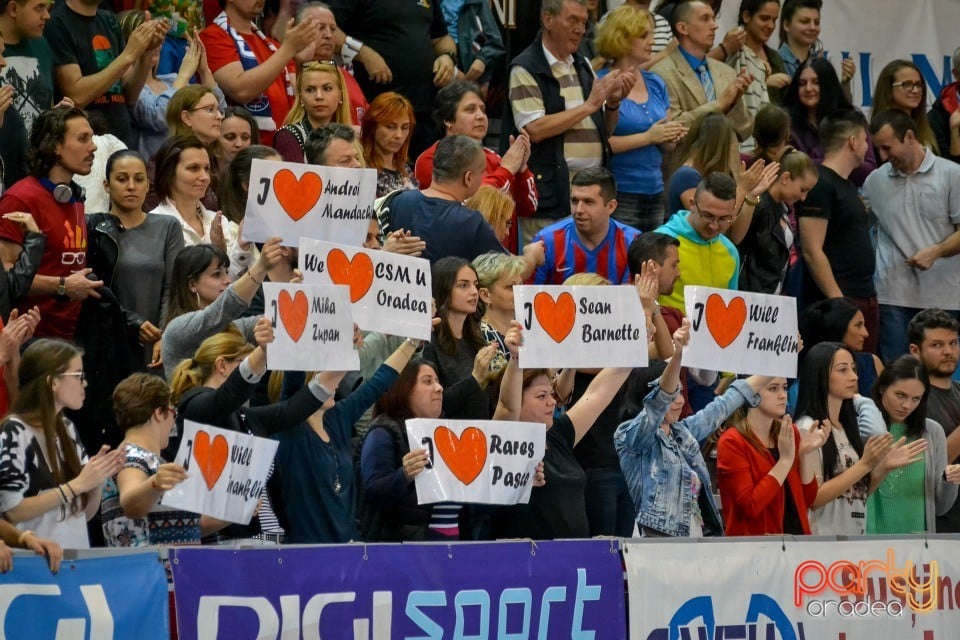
169, 326, 254, 404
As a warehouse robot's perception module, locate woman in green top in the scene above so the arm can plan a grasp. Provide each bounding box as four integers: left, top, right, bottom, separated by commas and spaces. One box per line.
867, 356, 960, 533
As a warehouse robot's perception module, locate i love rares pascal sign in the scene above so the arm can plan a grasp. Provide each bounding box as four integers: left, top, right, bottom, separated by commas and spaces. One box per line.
682, 286, 799, 378
404, 419, 546, 506
241, 159, 377, 247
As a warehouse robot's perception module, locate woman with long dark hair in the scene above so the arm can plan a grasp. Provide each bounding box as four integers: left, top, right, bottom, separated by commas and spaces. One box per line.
783, 57, 876, 185
0, 340, 124, 547
794, 342, 922, 535
867, 356, 960, 533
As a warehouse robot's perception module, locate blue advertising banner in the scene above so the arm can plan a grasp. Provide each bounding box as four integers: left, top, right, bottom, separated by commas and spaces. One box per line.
0, 552, 168, 639
171, 540, 626, 640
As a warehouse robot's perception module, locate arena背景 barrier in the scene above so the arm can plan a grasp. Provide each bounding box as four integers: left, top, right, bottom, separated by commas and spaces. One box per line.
2, 536, 959, 639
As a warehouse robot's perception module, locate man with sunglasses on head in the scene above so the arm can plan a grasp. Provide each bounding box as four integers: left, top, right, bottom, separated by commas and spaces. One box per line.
655, 172, 739, 313
0, 106, 103, 340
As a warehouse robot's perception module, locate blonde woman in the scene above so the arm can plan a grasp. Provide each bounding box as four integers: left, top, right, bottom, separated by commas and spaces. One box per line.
465, 185, 514, 246
275, 61, 353, 163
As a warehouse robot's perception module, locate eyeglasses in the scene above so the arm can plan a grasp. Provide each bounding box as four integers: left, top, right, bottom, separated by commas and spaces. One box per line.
58, 371, 85, 383
190, 105, 223, 117
693, 201, 735, 226
892, 81, 923, 92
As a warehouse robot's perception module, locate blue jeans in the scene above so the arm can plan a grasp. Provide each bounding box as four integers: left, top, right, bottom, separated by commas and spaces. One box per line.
583, 467, 638, 538
878, 304, 925, 364
613, 191, 665, 232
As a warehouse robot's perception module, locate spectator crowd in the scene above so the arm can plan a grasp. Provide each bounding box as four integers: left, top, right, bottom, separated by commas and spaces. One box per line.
2, 0, 960, 576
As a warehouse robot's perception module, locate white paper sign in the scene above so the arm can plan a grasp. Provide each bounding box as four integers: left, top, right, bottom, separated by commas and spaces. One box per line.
683, 286, 799, 377
405, 419, 545, 506
160, 421, 278, 525
242, 159, 376, 247
513, 285, 648, 369
262, 281, 360, 371
298, 238, 432, 340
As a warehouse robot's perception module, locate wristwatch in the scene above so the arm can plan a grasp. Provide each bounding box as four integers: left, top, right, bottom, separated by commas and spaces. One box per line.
55, 276, 68, 301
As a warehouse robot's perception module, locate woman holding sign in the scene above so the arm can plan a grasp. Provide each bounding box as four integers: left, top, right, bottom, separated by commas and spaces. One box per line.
161, 237, 284, 377
717, 380, 827, 535
276, 336, 424, 543
866, 356, 960, 534
102, 373, 227, 546
794, 342, 925, 535
615, 322, 776, 537
170, 320, 342, 542
360, 324, 531, 542
0, 340, 125, 548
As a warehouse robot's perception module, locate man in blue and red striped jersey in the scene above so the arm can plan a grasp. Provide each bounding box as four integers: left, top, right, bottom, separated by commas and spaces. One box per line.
530, 166, 640, 285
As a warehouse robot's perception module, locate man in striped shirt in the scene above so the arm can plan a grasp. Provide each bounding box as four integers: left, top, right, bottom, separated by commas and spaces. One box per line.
504, 0, 631, 243
531, 167, 640, 285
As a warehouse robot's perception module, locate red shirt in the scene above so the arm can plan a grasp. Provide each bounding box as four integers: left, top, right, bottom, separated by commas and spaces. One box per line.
341, 68, 368, 125
200, 23, 295, 143
717, 426, 819, 536
415, 142, 539, 254
0, 177, 86, 340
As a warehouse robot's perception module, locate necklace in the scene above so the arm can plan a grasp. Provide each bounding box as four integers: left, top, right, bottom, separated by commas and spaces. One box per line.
310, 418, 343, 494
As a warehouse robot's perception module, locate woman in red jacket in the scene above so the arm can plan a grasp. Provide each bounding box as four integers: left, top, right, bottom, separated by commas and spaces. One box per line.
717, 377, 828, 535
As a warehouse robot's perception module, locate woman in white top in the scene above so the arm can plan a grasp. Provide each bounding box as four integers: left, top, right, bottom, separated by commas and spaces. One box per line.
794, 342, 926, 535
0, 340, 124, 548
149, 135, 255, 280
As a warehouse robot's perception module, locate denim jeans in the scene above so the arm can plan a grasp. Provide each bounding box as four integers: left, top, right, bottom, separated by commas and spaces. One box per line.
612, 191, 665, 232
583, 467, 638, 538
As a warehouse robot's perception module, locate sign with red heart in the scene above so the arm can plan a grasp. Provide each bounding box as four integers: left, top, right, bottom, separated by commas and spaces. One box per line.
161, 421, 279, 525
241, 158, 377, 248
262, 282, 360, 372
682, 286, 799, 378
514, 285, 649, 369
299, 238, 433, 341
405, 419, 546, 506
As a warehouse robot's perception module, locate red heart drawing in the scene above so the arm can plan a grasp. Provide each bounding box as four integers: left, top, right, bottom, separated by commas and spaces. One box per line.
533, 291, 576, 343
327, 249, 374, 302
433, 426, 487, 486
278, 289, 309, 342
273, 169, 323, 221
704, 293, 747, 348
192, 431, 229, 491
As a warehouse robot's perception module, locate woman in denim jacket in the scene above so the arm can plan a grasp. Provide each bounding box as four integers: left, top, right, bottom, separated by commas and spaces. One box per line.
615, 321, 773, 537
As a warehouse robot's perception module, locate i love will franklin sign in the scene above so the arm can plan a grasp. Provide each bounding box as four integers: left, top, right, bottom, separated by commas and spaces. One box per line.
681, 286, 799, 378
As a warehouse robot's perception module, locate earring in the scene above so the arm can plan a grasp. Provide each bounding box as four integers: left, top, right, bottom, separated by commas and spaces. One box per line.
195, 291, 201, 307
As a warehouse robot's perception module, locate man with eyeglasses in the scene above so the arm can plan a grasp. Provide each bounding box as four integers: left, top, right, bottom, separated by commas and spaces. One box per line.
865, 109, 960, 363
655, 172, 740, 313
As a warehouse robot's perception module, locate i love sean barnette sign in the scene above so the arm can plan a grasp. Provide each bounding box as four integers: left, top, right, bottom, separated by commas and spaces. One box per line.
682, 286, 799, 377
513, 285, 648, 369
161, 421, 278, 524
241, 158, 377, 248
404, 419, 546, 506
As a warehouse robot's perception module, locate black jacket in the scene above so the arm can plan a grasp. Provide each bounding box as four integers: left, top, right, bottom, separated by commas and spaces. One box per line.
85, 213, 148, 338
0, 230, 44, 322
928, 84, 960, 165
737, 193, 792, 294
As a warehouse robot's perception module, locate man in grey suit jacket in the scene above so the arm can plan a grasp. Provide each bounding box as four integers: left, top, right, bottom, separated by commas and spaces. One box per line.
650, 0, 753, 142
